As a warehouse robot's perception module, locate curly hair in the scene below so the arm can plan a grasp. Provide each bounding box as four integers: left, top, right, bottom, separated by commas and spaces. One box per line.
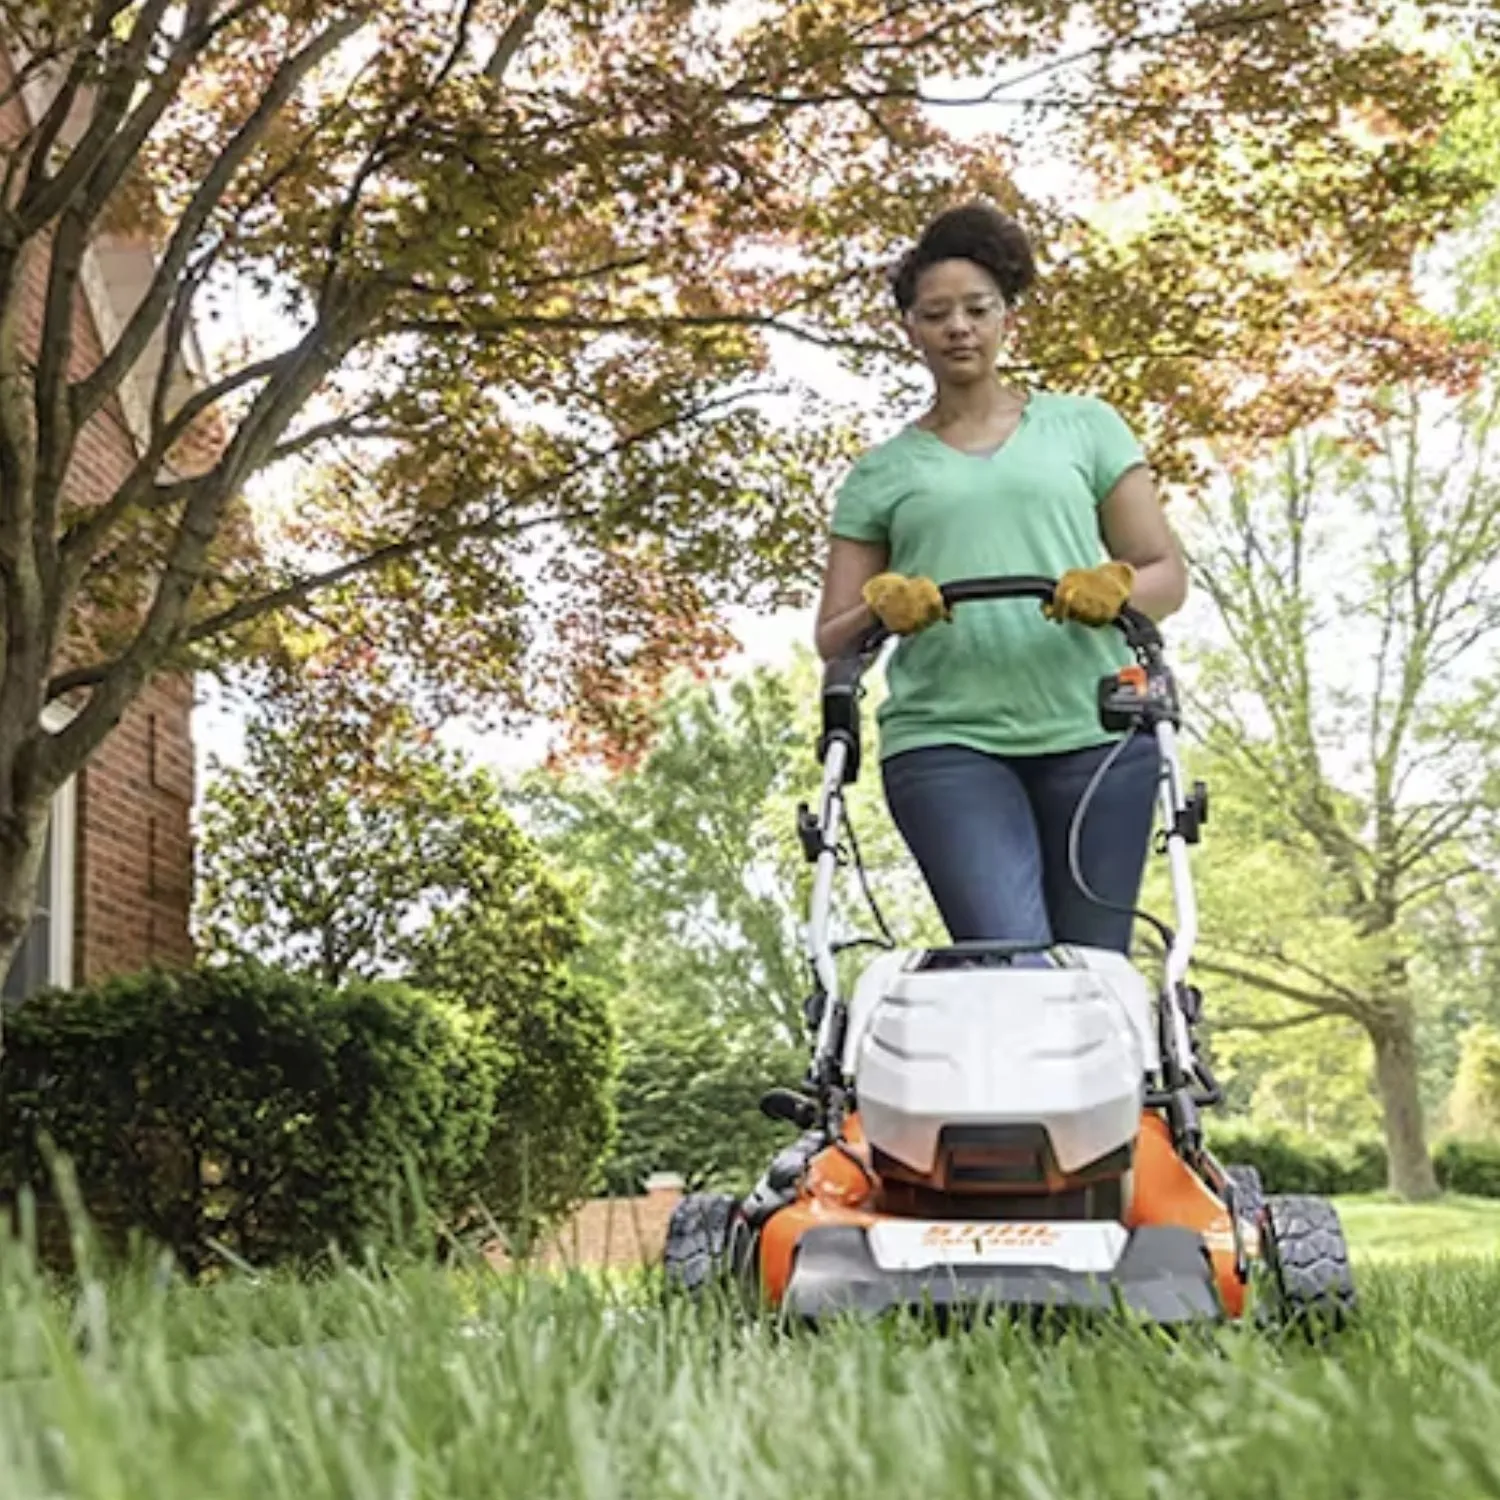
890, 203, 1038, 312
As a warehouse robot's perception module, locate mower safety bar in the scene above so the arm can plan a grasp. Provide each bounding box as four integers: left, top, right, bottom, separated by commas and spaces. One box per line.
820, 576, 1163, 781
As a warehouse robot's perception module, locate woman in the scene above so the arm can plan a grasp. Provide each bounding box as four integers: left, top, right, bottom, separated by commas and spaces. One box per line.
814, 202, 1188, 954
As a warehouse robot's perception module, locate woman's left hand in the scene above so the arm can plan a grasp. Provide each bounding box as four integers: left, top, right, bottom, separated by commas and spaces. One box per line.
1044, 561, 1136, 626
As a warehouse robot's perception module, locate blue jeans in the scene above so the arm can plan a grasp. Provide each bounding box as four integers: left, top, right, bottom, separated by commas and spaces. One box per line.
881, 736, 1160, 953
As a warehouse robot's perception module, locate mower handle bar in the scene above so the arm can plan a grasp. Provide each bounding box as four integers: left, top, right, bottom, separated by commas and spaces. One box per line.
850, 575, 1163, 659
819, 575, 1165, 785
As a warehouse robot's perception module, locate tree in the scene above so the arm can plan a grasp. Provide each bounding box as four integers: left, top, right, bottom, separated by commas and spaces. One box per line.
198, 667, 578, 988
520, 655, 941, 1189
1447, 1022, 1500, 1141
1145, 747, 1386, 1140
1182, 375, 1500, 1199
407, 889, 616, 1237
197, 667, 614, 1231
1, 1, 1493, 1002
603, 994, 807, 1195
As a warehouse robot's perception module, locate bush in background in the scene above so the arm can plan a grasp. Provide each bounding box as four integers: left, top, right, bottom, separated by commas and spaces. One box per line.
1210, 1123, 1500, 1199
0, 964, 498, 1276
1434, 1137, 1500, 1198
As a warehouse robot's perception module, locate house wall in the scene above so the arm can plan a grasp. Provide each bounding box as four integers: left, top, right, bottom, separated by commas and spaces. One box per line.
73, 678, 196, 980
2, 46, 197, 988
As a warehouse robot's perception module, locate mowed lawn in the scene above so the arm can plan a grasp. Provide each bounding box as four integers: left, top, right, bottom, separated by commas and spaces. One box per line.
1337, 1193, 1500, 1262
0, 1199, 1496, 1500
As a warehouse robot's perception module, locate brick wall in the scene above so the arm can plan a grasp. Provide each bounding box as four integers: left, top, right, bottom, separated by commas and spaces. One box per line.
3, 46, 197, 984
73, 675, 196, 981
487, 1176, 687, 1271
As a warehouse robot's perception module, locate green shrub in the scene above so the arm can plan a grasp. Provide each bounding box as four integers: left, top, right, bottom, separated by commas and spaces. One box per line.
1434, 1138, 1500, 1198
410, 926, 616, 1245
1207, 1125, 1365, 1195
0, 964, 499, 1275
1209, 1124, 1500, 1199
1344, 1136, 1390, 1194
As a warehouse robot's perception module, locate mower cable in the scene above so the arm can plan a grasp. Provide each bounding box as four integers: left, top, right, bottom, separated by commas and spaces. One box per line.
1066, 726, 1175, 953
842, 805, 898, 951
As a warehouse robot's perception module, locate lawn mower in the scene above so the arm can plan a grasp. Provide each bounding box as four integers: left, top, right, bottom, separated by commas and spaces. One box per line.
663, 575, 1357, 1335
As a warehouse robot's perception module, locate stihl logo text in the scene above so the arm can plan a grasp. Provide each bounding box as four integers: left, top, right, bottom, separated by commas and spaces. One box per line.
919, 1223, 1059, 1249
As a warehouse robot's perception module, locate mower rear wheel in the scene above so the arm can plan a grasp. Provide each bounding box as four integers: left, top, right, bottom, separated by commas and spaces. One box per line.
1223, 1164, 1265, 1224
1259, 1193, 1357, 1340
662, 1192, 739, 1298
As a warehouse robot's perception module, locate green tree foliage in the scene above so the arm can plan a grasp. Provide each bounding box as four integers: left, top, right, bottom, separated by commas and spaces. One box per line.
1180, 372, 1500, 1199
521, 655, 941, 1190
1447, 1022, 1500, 1141
408, 902, 616, 1234
1435, 52, 1500, 344
603, 997, 806, 1196
198, 671, 577, 989
2, 0, 1494, 996
1140, 745, 1385, 1140
196, 673, 614, 1231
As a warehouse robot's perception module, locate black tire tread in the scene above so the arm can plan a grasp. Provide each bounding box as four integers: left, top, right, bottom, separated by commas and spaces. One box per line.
1223, 1163, 1266, 1223
662, 1192, 738, 1296
1263, 1192, 1357, 1337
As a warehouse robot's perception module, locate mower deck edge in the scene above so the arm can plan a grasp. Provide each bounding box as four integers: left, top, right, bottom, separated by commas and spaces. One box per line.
780, 1223, 1225, 1325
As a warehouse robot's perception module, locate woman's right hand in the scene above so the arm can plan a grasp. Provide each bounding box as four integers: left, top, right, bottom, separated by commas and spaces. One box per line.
861, 572, 949, 635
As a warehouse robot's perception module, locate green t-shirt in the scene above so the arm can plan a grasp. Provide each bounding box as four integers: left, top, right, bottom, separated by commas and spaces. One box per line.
830, 389, 1148, 760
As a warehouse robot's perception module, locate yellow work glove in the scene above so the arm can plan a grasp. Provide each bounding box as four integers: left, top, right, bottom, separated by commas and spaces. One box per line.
862, 572, 948, 636
1044, 560, 1136, 627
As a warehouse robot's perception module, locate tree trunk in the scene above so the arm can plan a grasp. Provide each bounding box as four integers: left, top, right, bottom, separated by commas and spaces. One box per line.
0, 797, 51, 1010
1369, 1005, 1441, 1201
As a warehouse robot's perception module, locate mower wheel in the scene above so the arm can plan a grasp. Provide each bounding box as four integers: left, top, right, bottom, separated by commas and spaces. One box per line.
1223, 1164, 1266, 1224
663, 1192, 739, 1297
1260, 1193, 1357, 1340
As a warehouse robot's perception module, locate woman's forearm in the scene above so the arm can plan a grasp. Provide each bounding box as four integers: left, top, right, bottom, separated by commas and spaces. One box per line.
815, 600, 878, 660
1126, 554, 1189, 623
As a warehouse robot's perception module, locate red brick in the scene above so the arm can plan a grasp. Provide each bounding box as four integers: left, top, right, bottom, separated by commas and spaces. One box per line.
485, 1180, 687, 1272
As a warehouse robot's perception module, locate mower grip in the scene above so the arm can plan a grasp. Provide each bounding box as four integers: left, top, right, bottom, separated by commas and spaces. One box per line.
852, 575, 1162, 656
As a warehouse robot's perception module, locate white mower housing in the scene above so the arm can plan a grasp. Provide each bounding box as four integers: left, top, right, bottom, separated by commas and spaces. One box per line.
843, 947, 1159, 1179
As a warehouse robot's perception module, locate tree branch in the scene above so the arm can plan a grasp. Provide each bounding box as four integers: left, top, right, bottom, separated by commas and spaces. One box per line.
408, 306, 896, 358
1191, 953, 1370, 1024
1215, 1009, 1344, 1035
46, 302, 360, 783
45, 385, 767, 701
1397, 862, 1482, 911
17, 0, 176, 233
263, 407, 394, 468
483, 0, 549, 85
0, 32, 87, 118
71, 12, 366, 434
57, 350, 294, 581
729, 0, 1325, 109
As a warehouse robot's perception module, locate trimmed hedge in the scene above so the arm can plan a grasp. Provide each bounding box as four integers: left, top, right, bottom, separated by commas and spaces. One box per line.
0, 964, 500, 1275
1434, 1138, 1500, 1199
1208, 1124, 1500, 1199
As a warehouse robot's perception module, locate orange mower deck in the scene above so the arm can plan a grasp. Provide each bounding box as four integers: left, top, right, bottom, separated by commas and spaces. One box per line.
757, 1110, 1249, 1319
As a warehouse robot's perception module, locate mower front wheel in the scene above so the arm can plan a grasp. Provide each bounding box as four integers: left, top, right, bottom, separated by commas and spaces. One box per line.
1258, 1193, 1357, 1341
662, 1192, 740, 1298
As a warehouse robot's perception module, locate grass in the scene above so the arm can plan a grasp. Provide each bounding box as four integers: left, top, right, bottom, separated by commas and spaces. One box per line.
0, 1203, 1497, 1499
1336, 1193, 1500, 1262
